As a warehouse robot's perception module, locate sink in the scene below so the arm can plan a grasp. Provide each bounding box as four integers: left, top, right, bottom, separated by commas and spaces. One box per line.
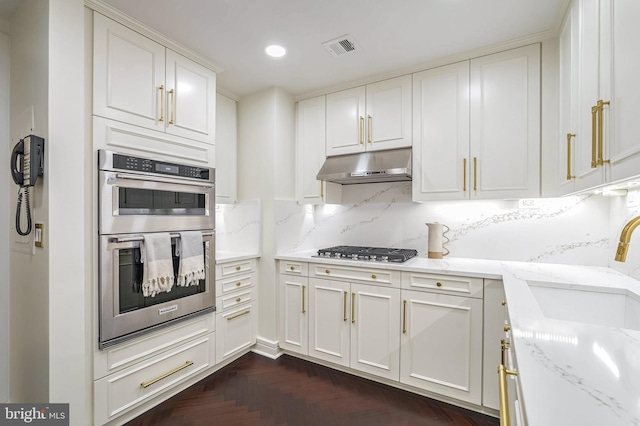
526, 280, 640, 331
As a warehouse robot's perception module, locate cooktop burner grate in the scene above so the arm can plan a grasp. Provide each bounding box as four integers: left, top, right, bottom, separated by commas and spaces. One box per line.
316, 245, 418, 263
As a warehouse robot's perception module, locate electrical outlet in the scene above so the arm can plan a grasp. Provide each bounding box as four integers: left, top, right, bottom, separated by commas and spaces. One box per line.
518, 199, 540, 209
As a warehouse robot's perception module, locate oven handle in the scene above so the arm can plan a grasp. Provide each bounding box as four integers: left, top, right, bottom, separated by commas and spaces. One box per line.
109, 172, 215, 188
110, 230, 214, 243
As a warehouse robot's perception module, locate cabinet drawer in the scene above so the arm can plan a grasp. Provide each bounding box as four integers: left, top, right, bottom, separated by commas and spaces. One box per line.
215, 272, 256, 297
311, 263, 400, 287
94, 334, 215, 425
215, 258, 257, 279
279, 260, 309, 276
217, 286, 257, 311
401, 272, 483, 298
94, 313, 214, 379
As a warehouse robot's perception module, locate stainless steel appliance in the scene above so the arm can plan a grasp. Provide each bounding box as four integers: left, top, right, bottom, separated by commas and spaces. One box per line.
98, 150, 216, 349
315, 246, 418, 263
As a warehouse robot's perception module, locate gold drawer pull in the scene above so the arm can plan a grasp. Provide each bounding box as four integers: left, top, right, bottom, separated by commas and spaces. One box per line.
436, 282, 442, 287
140, 360, 193, 389
325, 269, 330, 274
236, 297, 241, 303
302, 285, 306, 314
502, 300, 506, 306
498, 364, 518, 426
371, 274, 377, 279
227, 310, 251, 321
236, 266, 241, 271
504, 324, 511, 332
290, 266, 295, 271
158, 85, 165, 122
402, 300, 407, 334
343, 291, 348, 321
351, 292, 356, 324
236, 282, 241, 287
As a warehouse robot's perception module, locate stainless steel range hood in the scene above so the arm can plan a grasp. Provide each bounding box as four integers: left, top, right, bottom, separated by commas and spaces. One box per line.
316, 148, 412, 184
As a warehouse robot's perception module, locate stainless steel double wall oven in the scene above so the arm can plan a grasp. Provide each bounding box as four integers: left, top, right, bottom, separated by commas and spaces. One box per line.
98, 150, 216, 349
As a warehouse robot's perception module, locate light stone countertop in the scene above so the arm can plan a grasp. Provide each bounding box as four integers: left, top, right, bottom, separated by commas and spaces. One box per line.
215, 250, 260, 264
275, 251, 640, 426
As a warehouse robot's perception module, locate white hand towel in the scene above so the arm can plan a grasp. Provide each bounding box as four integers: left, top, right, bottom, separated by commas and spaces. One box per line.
140, 233, 175, 297
175, 231, 205, 287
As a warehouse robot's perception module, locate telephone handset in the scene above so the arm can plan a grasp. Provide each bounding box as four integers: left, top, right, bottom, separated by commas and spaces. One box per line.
11, 135, 45, 236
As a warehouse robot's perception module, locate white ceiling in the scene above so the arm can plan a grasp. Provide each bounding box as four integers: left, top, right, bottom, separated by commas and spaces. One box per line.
94, 1, 567, 98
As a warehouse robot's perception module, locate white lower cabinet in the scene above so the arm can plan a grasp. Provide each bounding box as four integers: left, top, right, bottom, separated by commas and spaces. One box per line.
278, 274, 309, 354
308, 278, 401, 381
93, 314, 216, 425
400, 289, 482, 404
214, 258, 259, 364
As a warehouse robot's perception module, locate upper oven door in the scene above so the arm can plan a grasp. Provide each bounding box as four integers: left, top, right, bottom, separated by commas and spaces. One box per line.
99, 170, 215, 235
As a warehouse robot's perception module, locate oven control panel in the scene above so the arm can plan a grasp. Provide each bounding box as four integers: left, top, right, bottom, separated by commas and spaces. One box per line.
112, 153, 211, 180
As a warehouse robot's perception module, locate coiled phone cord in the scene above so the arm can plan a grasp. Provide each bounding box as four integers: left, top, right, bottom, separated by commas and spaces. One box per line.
15, 186, 32, 236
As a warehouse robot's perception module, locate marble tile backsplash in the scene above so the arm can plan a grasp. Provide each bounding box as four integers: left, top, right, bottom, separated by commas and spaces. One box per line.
275, 182, 611, 266
215, 198, 262, 254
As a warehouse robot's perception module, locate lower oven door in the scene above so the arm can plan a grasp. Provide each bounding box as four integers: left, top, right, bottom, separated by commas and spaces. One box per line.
99, 231, 215, 349
99, 170, 215, 235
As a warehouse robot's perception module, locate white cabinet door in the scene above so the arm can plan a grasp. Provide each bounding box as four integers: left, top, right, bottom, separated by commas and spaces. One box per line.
296, 96, 326, 204
165, 49, 216, 144
215, 302, 257, 363
400, 289, 483, 404
308, 278, 350, 367
558, 2, 579, 195
412, 62, 470, 201
608, 0, 640, 182
350, 283, 400, 381
482, 280, 506, 410
279, 274, 308, 355
470, 44, 540, 199
93, 13, 165, 132
215, 94, 237, 203
326, 87, 366, 156
365, 75, 412, 151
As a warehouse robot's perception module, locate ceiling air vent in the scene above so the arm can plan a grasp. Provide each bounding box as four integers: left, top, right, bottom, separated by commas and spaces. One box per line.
322, 34, 359, 58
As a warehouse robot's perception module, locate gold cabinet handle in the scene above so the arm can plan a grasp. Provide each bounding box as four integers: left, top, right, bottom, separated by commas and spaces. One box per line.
290, 266, 295, 271
367, 115, 372, 144
566, 133, 576, 180
236, 266, 241, 271
402, 300, 407, 334
359, 116, 364, 145
498, 364, 518, 426
501, 338, 510, 365
591, 105, 598, 168
236, 297, 241, 303
158, 85, 165, 122
351, 292, 356, 324
502, 300, 507, 306
168, 88, 175, 125
227, 309, 250, 321
463, 158, 467, 192
597, 100, 610, 165
436, 282, 442, 287
141, 360, 193, 388
325, 269, 330, 274
371, 274, 377, 279
343, 291, 348, 321
504, 324, 511, 332
302, 285, 306, 314
236, 282, 241, 287
473, 157, 478, 191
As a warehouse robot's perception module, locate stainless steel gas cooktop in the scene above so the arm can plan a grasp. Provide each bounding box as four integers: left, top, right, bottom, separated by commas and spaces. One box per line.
315, 246, 418, 263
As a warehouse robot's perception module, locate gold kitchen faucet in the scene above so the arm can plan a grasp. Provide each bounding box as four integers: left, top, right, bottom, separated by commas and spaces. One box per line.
615, 216, 640, 262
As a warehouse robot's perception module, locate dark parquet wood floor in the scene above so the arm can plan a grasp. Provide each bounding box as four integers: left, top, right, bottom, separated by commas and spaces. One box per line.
125, 352, 499, 426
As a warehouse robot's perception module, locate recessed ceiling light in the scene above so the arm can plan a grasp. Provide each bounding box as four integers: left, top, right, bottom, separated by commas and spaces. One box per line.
265, 45, 286, 58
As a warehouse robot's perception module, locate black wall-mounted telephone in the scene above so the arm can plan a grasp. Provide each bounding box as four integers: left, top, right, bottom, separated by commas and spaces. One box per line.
11, 135, 45, 236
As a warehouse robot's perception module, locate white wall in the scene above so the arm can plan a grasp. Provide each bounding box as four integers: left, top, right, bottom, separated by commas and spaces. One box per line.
0, 25, 10, 404
48, 1, 88, 424
9, 0, 49, 403
238, 87, 295, 349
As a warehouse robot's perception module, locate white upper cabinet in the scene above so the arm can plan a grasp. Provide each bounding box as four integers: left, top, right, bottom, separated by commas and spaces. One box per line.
215, 94, 237, 204
326, 75, 412, 156
413, 62, 470, 201
296, 96, 327, 204
93, 13, 216, 144
470, 44, 540, 200
607, 0, 640, 182
413, 45, 540, 202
